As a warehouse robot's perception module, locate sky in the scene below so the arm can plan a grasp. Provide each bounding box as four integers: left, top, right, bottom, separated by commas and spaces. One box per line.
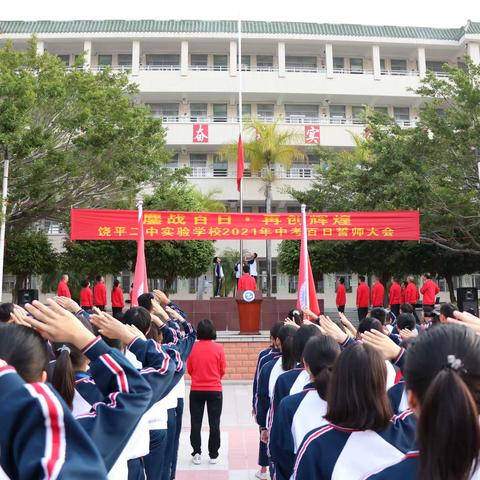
1, 0, 479, 28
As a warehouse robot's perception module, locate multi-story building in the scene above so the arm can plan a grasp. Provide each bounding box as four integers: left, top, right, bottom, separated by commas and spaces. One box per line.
1, 19, 480, 306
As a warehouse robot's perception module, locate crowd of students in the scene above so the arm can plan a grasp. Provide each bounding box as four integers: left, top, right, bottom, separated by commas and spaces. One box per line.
252, 302, 480, 479
0, 289, 197, 480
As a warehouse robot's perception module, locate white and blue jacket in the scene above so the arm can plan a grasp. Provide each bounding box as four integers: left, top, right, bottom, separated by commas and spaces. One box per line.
0, 363, 108, 479
388, 382, 409, 415
252, 347, 279, 414
292, 409, 417, 480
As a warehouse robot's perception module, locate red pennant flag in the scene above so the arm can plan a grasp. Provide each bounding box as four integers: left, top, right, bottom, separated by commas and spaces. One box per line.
131, 209, 148, 307
296, 205, 320, 315
237, 134, 244, 192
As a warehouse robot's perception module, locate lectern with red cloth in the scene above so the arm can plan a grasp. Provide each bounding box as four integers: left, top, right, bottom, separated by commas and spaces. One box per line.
235, 290, 262, 335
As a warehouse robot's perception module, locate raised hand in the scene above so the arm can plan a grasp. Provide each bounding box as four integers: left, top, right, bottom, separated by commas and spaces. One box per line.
447, 310, 480, 335
9, 305, 31, 327
153, 290, 169, 306
90, 311, 137, 345
361, 329, 402, 361
53, 296, 81, 313
320, 315, 348, 344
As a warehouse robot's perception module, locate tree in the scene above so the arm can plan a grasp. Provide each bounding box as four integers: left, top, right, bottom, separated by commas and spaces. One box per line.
0, 39, 169, 230
220, 121, 305, 296
4, 230, 58, 300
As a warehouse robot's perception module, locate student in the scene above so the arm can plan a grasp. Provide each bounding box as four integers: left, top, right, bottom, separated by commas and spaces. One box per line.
368, 323, 480, 479
0, 302, 14, 323
405, 276, 420, 324
389, 277, 402, 317
93, 275, 107, 311
57, 273, 72, 298
80, 279, 94, 312
270, 336, 340, 480
336, 277, 347, 313
372, 277, 385, 308
357, 275, 370, 322
439, 302, 456, 324
213, 257, 224, 297
237, 264, 257, 291
111, 279, 125, 318
421, 305, 440, 330
187, 319, 226, 465
293, 342, 416, 479
3, 299, 153, 474
246, 253, 259, 280
419, 273, 440, 312
0, 352, 108, 479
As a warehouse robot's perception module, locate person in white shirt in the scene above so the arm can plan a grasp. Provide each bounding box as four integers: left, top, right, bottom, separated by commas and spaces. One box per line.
246, 253, 258, 280
213, 257, 224, 297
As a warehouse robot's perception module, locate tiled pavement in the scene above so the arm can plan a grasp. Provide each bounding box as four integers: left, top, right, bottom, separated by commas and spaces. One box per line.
176, 382, 265, 480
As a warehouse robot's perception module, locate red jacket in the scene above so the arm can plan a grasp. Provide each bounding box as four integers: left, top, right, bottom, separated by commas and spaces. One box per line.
57, 280, 71, 298
356, 282, 370, 308
405, 282, 419, 304
389, 282, 401, 305
420, 279, 440, 305
93, 282, 107, 306
336, 283, 346, 307
80, 287, 93, 308
111, 287, 125, 308
187, 340, 226, 391
371, 281, 385, 307
237, 274, 257, 291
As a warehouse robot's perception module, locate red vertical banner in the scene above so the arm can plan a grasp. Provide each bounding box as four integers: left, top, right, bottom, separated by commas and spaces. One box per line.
193, 124, 209, 143
131, 209, 148, 307
304, 125, 320, 144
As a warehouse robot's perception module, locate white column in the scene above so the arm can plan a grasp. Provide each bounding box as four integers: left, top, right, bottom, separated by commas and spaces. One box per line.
418, 47, 426, 78
467, 42, 480, 64
372, 45, 381, 80
325, 43, 333, 78
83, 40, 92, 68
180, 40, 189, 76
229, 41, 237, 76
36, 40, 44, 55
278, 42, 286, 77
132, 40, 140, 76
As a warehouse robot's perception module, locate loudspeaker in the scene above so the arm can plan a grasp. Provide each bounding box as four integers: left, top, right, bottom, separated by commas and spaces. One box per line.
457, 287, 479, 314
17, 289, 39, 305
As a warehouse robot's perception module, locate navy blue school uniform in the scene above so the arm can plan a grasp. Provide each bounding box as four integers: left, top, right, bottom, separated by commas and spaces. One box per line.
253, 348, 280, 415
293, 410, 417, 480
367, 450, 419, 479
0, 363, 108, 479
388, 382, 409, 414
269, 384, 328, 480
252, 346, 273, 411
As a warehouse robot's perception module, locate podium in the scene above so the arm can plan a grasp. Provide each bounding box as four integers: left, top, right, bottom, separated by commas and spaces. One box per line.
235, 289, 262, 335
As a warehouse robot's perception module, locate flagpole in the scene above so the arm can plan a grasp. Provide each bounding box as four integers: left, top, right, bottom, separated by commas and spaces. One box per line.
238, 19, 244, 267
301, 203, 309, 309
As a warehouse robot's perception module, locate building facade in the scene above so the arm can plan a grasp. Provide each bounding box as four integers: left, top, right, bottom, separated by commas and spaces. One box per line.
1, 19, 479, 306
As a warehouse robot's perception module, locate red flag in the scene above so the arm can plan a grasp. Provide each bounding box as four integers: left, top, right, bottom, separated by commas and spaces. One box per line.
131, 209, 148, 307
237, 133, 244, 192
296, 205, 320, 315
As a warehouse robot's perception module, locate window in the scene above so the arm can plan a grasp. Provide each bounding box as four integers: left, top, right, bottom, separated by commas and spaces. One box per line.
391, 59, 407, 74
380, 58, 386, 73
191, 54, 208, 70
97, 54, 112, 66
374, 106, 389, 114
333, 57, 345, 71
315, 273, 325, 294
166, 154, 179, 170
426, 61, 446, 73
2, 275, 15, 294
57, 54, 70, 66
350, 58, 363, 74
336, 273, 353, 293
257, 104, 274, 121
213, 154, 228, 177
288, 275, 297, 293
44, 220, 64, 235
352, 106, 365, 124
150, 278, 177, 294
120, 271, 131, 293
285, 56, 317, 72
189, 278, 197, 294
148, 103, 179, 121
393, 107, 410, 126
190, 103, 208, 122
239, 55, 251, 70
258, 259, 277, 295
213, 104, 227, 122
238, 103, 251, 119
145, 54, 180, 69
213, 55, 228, 71
329, 105, 346, 124
118, 54, 132, 66
242, 206, 254, 213
285, 104, 319, 123
256, 55, 274, 70
190, 153, 207, 167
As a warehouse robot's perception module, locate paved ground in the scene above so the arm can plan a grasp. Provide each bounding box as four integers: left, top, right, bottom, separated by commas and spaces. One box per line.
176, 382, 264, 480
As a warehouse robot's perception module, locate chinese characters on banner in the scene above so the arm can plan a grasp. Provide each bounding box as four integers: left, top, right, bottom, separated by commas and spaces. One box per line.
193, 124, 209, 143
71, 209, 420, 242
304, 125, 320, 144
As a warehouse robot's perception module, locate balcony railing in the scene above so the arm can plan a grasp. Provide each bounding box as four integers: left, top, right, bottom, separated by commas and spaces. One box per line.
140, 64, 181, 71
189, 65, 228, 71
286, 66, 325, 73
333, 68, 374, 75
381, 69, 419, 76
90, 65, 132, 72
183, 165, 316, 180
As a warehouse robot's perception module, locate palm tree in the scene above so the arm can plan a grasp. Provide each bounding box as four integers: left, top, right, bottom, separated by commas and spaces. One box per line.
220, 120, 305, 296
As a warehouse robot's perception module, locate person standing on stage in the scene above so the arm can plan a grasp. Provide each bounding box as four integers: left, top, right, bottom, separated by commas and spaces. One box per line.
237, 264, 257, 291
246, 253, 258, 280
371, 276, 385, 308
356, 275, 370, 322
405, 275, 420, 323
93, 274, 107, 311
111, 279, 125, 318
57, 273, 71, 298
389, 277, 401, 317
80, 279, 93, 312
336, 277, 347, 313
213, 257, 224, 298
420, 273, 440, 312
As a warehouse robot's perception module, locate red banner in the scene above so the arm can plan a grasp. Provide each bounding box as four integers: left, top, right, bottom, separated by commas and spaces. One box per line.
70, 209, 420, 241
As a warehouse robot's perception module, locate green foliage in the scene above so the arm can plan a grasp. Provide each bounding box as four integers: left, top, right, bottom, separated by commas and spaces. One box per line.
0, 38, 169, 229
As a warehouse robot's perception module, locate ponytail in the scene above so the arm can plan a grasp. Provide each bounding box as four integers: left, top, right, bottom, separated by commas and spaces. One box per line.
313, 366, 333, 399
418, 368, 480, 480
278, 325, 298, 371
52, 347, 76, 410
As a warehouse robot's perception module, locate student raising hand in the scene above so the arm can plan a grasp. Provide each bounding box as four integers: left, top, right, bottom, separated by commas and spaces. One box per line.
90, 311, 140, 345
361, 329, 402, 361
447, 310, 480, 335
